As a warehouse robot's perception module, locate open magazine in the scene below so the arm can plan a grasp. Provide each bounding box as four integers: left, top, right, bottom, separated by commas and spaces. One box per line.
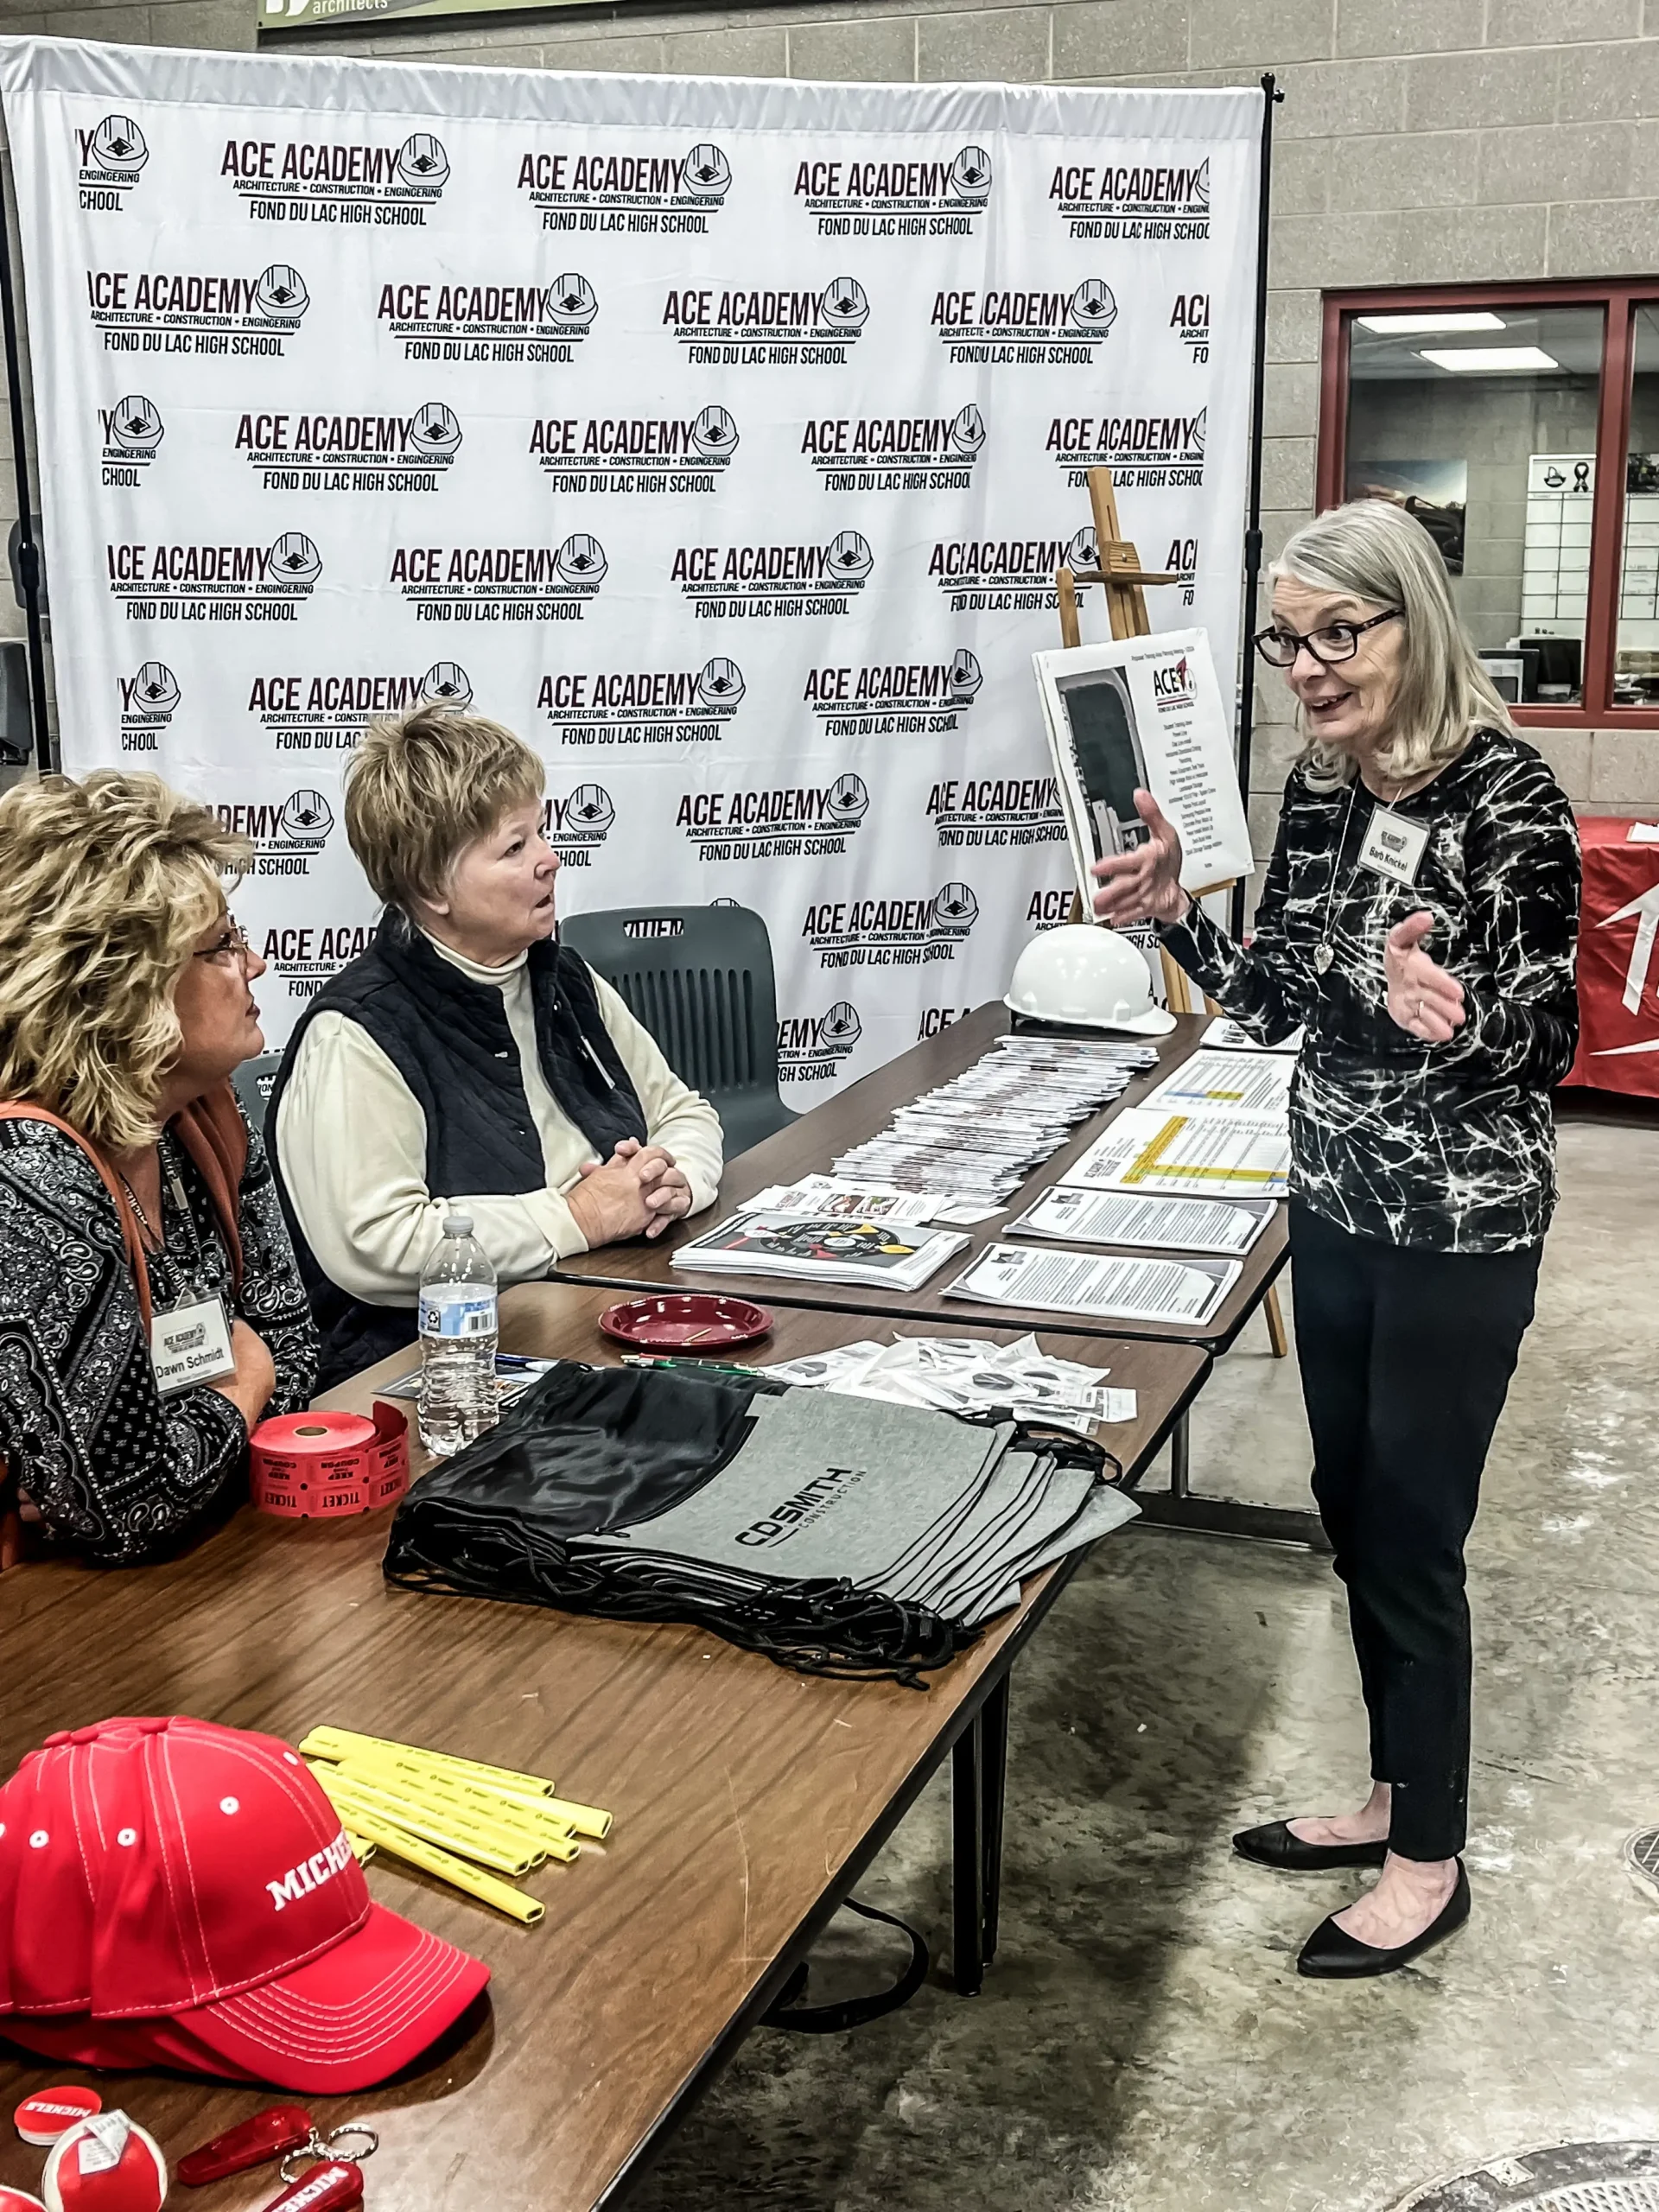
1033, 628, 1252, 903
670, 1211, 970, 1292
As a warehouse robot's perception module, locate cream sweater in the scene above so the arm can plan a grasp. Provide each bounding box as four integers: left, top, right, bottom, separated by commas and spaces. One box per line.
274, 932, 724, 1306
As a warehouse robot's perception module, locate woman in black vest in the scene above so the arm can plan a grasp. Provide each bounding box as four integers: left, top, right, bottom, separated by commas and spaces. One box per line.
1093, 500, 1579, 1979
267, 709, 724, 1389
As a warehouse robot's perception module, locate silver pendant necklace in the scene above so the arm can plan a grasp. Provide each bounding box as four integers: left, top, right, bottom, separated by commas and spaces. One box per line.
1313, 780, 1361, 976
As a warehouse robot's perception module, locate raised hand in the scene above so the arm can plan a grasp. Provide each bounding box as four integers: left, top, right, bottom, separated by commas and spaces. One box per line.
1384, 911, 1466, 1043
1090, 790, 1190, 927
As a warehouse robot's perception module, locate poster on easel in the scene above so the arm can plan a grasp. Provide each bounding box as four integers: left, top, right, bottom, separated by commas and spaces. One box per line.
0, 38, 1262, 1092
1034, 628, 1253, 902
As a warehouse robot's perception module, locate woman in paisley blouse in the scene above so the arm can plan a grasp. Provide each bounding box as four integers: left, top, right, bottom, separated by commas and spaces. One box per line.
0, 772, 317, 1566
1093, 499, 1580, 1980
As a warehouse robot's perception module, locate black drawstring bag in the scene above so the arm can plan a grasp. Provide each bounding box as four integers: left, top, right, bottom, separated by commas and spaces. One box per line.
382, 1362, 976, 1688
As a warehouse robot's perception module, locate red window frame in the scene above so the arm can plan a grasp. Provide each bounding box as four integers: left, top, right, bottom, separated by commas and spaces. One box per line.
1319, 278, 1658, 729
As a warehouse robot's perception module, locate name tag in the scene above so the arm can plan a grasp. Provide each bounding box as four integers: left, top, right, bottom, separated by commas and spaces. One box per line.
1357, 804, 1429, 887
150, 1293, 236, 1398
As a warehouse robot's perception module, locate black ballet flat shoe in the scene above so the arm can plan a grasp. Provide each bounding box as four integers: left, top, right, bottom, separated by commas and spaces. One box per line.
1232, 1820, 1389, 1872
1296, 1861, 1471, 1980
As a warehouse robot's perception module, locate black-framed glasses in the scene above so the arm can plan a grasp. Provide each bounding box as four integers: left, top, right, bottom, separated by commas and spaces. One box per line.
194, 918, 253, 968
1253, 608, 1402, 667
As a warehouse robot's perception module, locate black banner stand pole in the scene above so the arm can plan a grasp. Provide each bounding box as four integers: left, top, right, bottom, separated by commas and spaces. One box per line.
0, 153, 53, 773
1230, 73, 1283, 940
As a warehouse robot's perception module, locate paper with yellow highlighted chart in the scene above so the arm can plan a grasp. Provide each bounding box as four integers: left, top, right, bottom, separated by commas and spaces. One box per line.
1139, 1047, 1294, 1118
1058, 1105, 1291, 1202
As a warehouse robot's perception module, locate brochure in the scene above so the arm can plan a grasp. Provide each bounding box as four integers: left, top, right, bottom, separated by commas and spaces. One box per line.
670, 1211, 970, 1291
946, 1243, 1240, 1325
1059, 1105, 1291, 1200
1007, 1185, 1275, 1257
1205, 1015, 1304, 1056
1033, 628, 1253, 904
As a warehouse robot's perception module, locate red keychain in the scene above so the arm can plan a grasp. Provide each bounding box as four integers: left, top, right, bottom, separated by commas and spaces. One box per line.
259, 2164, 365, 2212
177, 2107, 314, 2186
265, 2126, 376, 2212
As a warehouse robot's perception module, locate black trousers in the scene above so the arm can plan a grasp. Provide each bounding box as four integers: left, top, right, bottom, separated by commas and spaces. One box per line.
1287, 1201, 1542, 1862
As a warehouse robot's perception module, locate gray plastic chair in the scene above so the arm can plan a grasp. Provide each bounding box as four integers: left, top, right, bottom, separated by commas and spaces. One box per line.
558, 903, 799, 1160
232, 1052, 282, 1136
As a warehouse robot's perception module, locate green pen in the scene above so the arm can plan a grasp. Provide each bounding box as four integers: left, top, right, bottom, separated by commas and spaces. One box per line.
620, 1353, 762, 1380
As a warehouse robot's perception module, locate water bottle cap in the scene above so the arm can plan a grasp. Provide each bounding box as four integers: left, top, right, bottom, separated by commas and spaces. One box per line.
442, 1212, 474, 1238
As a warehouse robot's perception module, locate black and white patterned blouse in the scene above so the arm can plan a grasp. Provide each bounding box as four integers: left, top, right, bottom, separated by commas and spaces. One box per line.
0, 1110, 318, 1564
1160, 727, 1581, 1254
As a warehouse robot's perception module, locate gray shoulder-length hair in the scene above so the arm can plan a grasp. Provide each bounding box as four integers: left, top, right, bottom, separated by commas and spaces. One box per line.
1272, 499, 1512, 788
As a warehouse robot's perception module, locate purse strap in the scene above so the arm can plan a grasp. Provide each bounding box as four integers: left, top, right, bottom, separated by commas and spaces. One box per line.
0, 1103, 155, 1332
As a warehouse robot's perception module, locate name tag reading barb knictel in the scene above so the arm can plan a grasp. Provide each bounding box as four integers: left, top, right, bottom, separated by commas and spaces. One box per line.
1357, 804, 1429, 887
149, 1293, 236, 1397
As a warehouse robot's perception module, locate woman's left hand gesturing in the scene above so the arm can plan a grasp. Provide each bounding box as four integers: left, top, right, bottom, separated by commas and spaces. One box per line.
1384, 911, 1466, 1043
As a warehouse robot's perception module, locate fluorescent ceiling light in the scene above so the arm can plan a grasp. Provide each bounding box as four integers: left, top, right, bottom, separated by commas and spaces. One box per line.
1418, 345, 1560, 372
1357, 311, 1506, 334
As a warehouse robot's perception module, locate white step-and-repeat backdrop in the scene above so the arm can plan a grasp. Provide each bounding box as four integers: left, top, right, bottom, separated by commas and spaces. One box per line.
0, 39, 1260, 1092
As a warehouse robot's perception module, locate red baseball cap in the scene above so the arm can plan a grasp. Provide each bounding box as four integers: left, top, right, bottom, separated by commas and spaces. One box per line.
0, 1718, 489, 2091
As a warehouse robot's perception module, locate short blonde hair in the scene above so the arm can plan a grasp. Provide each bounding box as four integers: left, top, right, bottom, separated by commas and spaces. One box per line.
345, 706, 544, 912
1273, 499, 1513, 789
0, 772, 251, 1152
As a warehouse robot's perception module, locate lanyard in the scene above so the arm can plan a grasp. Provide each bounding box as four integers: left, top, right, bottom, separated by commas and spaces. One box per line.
120, 1137, 212, 1297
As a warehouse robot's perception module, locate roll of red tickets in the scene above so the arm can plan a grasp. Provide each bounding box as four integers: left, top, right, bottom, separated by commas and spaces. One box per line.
251, 1401, 409, 1519
0, 2187, 48, 2212
16, 2088, 101, 2146
41, 2113, 166, 2212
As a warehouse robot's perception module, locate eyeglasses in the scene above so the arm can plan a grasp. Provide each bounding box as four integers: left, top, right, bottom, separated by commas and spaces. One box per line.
194, 918, 253, 969
1252, 609, 1402, 667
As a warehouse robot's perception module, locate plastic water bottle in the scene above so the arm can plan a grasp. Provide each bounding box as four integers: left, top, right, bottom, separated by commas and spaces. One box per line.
417, 1213, 499, 1456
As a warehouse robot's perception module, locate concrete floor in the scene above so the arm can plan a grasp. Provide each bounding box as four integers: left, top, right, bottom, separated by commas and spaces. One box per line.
632, 1104, 1659, 2212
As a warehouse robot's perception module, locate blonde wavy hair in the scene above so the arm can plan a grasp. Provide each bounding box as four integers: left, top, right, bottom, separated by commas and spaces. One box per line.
1273, 499, 1514, 790
345, 706, 543, 912
0, 772, 251, 1152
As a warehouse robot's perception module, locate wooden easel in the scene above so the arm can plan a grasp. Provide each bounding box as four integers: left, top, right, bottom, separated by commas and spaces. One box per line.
1057, 468, 1288, 1362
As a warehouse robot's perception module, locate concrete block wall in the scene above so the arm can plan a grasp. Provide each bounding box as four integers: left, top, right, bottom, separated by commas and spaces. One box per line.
1, 0, 1658, 830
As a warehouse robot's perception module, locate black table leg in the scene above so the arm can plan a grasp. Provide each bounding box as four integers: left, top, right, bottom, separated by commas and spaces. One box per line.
952, 1712, 985, 1996
1133, 1412, 1332, 1550
980, 1676, 1009, 1966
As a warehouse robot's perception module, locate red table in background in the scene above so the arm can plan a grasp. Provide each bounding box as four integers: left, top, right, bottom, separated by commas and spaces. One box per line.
1564, 814, 1659, 1098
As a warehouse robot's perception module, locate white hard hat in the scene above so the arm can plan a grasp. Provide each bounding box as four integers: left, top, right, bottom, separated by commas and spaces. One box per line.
1004, 924, 1175, 1036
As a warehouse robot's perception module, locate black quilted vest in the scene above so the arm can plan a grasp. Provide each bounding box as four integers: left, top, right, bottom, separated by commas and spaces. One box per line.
266, 912, 647, 1388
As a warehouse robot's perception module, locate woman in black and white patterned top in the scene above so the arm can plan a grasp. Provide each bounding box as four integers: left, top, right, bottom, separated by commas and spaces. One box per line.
1093, 499, 1580, 1981
0, 773, 316, 1566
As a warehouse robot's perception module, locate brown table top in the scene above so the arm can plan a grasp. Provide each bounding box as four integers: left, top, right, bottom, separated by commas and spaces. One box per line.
551, 1003, 1289, 1352
0, 1283, 1206, 2212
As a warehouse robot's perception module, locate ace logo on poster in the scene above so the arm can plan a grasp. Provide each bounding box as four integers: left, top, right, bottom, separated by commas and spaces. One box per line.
804, 649, 982, 735
931, 280, 1117, 365
517, 140, 731, 234
677, 772, 871, 862
792, 145, 992, 236
538, 656, 745, 747
248, 661, 472, 753
221, 130, 448, 225
674, 531, 873, 617
1048, 156, 1211, 239
663, 277, 868, 365
802, 404, 984, 491
86, 259, 309, 356
531, 404, 738, 494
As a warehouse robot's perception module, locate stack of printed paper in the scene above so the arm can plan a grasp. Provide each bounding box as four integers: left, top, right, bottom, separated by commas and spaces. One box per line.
945, 1243, 1240, 1325
670, 1210, 970, 1291
831, 1034, 1157, 1208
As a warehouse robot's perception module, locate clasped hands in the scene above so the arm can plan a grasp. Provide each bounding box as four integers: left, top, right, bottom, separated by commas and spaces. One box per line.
566, 1135, 694, 1246
1090, 787, 1466, 1043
